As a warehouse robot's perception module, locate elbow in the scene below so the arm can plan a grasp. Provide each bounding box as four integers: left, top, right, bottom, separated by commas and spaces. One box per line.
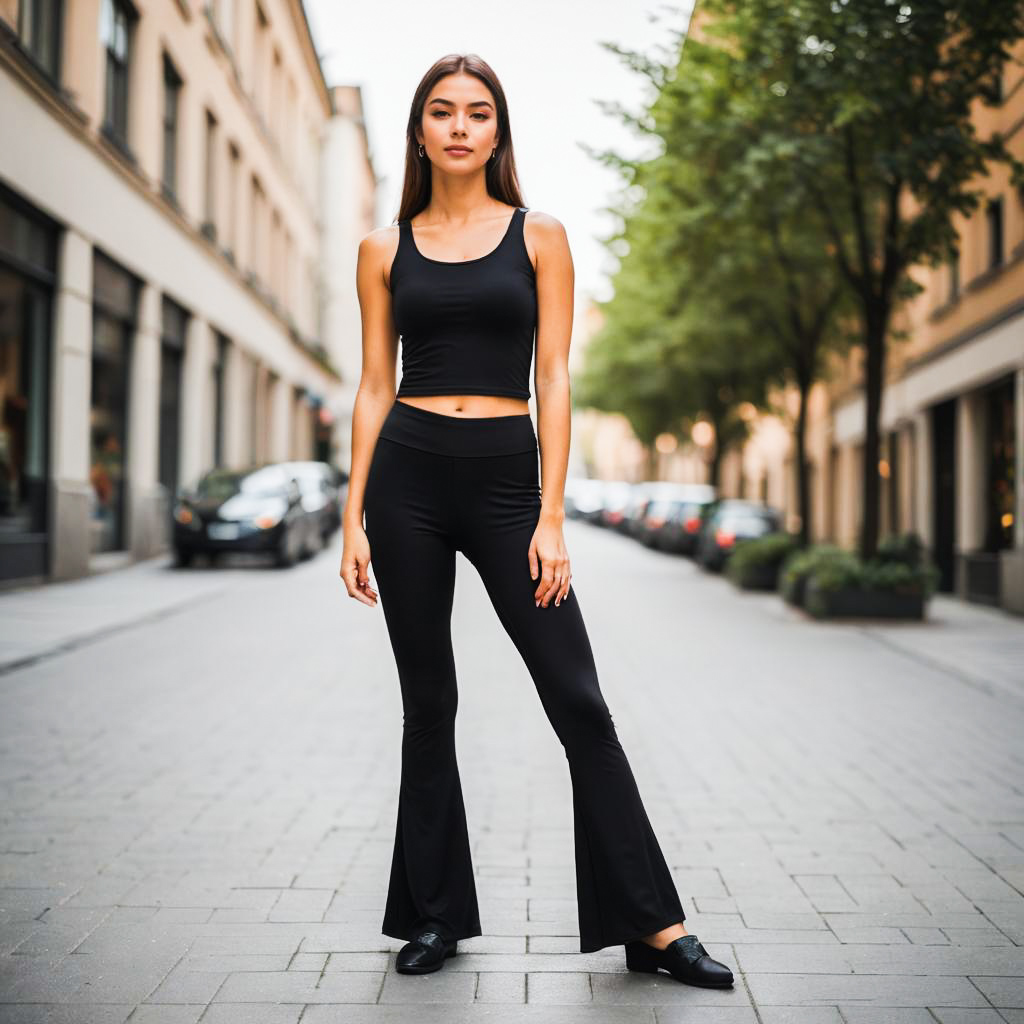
535, 370, 570, 395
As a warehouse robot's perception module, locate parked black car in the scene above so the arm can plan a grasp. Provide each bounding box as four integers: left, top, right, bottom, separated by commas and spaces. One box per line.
695, 499, 782, 572
172, 463, 322, 568
598, 481, 636, 531
279, 460, 342, 543
564, 478, 609, 522
639, 485, 718, 553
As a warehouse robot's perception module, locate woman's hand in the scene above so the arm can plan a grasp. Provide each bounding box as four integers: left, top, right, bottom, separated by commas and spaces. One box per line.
529, 516, 571, 608
340, 523, 378, 607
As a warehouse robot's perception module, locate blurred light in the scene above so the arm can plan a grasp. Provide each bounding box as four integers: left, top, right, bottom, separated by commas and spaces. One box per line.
174, 504, 194, 525
878, 459, 890, 478
684, 517, 701, 533
254, 510, 284, 529
1003, 512, 1014, 528
738, 401, 757, 421
691, 421, 714, 447
318, 407, 334, 425
655, 432, 678, 454
716, 529, 735, 547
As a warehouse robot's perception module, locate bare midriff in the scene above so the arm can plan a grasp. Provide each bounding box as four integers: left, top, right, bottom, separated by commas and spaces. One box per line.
396, 395, 530, 418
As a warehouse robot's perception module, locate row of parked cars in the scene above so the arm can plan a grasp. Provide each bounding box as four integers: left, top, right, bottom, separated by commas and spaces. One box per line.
564, 478, 782, 571
171, 460, 348, 568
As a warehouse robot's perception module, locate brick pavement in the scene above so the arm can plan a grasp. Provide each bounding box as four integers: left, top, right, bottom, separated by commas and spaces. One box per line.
0, 523, 1022, 1022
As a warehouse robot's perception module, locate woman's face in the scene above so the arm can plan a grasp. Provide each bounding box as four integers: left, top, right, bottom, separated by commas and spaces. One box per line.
417, 72, 499, 173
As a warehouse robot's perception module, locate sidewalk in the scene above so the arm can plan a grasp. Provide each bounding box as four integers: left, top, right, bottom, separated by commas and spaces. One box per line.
0, 553, 229, 674
1, 528, 1023, 1019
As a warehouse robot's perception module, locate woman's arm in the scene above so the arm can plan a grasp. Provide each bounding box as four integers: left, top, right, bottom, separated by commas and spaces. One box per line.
339, 228, 400, 607
528, 211, 575, 609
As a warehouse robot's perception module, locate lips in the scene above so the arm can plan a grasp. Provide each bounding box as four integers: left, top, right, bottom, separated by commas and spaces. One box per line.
445, 147, 471, 153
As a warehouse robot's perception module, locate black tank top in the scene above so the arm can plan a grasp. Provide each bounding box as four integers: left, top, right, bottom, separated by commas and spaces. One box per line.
389, 206, 536, 401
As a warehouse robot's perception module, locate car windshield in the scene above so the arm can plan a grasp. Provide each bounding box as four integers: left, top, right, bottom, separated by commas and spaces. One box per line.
721, 514, 773, 534
196, 467, 285, 501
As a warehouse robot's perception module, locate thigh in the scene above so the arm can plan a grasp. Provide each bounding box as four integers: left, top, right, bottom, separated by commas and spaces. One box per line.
456, 453, 613, 744
364, 439, 459, 714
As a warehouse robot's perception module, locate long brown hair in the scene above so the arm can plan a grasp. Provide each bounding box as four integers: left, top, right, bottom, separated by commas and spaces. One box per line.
394, 54, 527, 224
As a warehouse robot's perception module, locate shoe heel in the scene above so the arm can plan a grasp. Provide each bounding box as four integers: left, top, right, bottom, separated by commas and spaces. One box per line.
624, 940, 661, 973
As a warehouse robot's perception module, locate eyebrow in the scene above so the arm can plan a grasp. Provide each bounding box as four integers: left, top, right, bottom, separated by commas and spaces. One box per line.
427, 98, 494, 109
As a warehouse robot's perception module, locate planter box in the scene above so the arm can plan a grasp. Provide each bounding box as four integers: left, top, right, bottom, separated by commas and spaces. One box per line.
805, 578, 926, 620
781, 574, 807, 607
731, 561, 782, 591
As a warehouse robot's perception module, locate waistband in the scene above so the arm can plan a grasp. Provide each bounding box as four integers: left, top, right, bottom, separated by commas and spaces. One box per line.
377, 399, 537, 457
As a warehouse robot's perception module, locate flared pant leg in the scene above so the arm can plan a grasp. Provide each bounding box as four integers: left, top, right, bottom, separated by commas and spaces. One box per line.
364, 438, 482, 945
453, 451, 686, 954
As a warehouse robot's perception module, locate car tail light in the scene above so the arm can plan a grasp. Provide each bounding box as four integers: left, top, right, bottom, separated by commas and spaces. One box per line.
647, 517, 665, 528
716, 529, 735, 547
684, 517, 701, 533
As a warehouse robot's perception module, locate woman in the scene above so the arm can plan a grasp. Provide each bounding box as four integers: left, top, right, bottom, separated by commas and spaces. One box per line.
339, 52, 734, 989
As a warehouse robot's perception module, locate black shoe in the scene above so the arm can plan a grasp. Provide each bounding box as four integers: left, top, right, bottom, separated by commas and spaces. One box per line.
395, 930, 458, 974
624, 934, 734, 988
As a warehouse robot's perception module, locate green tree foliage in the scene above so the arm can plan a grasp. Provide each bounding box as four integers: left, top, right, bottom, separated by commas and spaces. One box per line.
585, 0, 1024, 555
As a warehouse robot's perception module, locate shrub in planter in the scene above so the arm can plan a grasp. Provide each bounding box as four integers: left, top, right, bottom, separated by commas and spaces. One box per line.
726, 532, 801, 591
805, 551, 941, 620
779, 544, 848, 608
877, 531, 926, 568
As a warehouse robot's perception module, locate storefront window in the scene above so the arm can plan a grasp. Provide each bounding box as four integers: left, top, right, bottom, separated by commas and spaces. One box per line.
984, 374, 1015, 552
0, 187, 56, 580
159, 295, 187, 499
90, 250, 138, 554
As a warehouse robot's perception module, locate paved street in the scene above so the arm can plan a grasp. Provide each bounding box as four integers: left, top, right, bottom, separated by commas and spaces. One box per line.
1, 521, 1023, 1023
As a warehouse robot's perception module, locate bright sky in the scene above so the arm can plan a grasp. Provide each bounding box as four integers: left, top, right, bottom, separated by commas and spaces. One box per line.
305, 0, 694, 308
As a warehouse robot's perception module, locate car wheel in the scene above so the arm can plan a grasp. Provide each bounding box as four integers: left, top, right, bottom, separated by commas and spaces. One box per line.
275, 528, 297, 568
173, 547, 193, 568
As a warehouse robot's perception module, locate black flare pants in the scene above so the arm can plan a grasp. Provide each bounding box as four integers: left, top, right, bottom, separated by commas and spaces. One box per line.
363, 399, 685, 953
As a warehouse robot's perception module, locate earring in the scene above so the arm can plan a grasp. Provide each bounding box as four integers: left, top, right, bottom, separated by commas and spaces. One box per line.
491, 148, 496, 160
418, 143, 424, 157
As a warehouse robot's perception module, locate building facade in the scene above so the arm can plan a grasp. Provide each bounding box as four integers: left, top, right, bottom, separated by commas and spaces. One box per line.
320, 82, 377, 472
0, 0, 350, 587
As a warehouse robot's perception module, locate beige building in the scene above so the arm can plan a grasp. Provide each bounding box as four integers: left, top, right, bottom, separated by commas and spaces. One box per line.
320, 83, 378, 471
0, 0, 371, 587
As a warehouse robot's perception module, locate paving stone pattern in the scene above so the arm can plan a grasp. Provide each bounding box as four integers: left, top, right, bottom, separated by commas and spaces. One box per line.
1, 523, 1022, 1022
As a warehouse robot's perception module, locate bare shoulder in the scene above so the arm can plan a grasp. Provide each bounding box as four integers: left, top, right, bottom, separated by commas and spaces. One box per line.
523, 210, 571, 271
358, 223, 402, 289
523, 209, 567, 241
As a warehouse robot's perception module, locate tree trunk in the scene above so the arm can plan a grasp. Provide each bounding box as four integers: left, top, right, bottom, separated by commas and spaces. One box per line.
795, 375, 812, 547
859, 310, 886, 561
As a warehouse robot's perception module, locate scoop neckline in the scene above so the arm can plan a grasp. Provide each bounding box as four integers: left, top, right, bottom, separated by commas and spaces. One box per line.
407, 208, 521, 265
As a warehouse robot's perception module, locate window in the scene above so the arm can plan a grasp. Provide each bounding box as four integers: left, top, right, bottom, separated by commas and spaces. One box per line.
161, 54, 182, 202
17, 0, 64, 80
212, 331, 229, 468
250, 175, 265, 284
225, 143, 240, 262
948, 245, 960, 303
159, 296, 188, 499
253, 3, 269, 122
203, 109, 218, 241
100, 0, 135, 148
210, 0, 235, 53
986, 196, 1004, 270
270, 47, 282, 145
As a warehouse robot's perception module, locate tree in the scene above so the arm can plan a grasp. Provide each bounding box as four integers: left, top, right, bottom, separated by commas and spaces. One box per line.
699, 0, 1024, 558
